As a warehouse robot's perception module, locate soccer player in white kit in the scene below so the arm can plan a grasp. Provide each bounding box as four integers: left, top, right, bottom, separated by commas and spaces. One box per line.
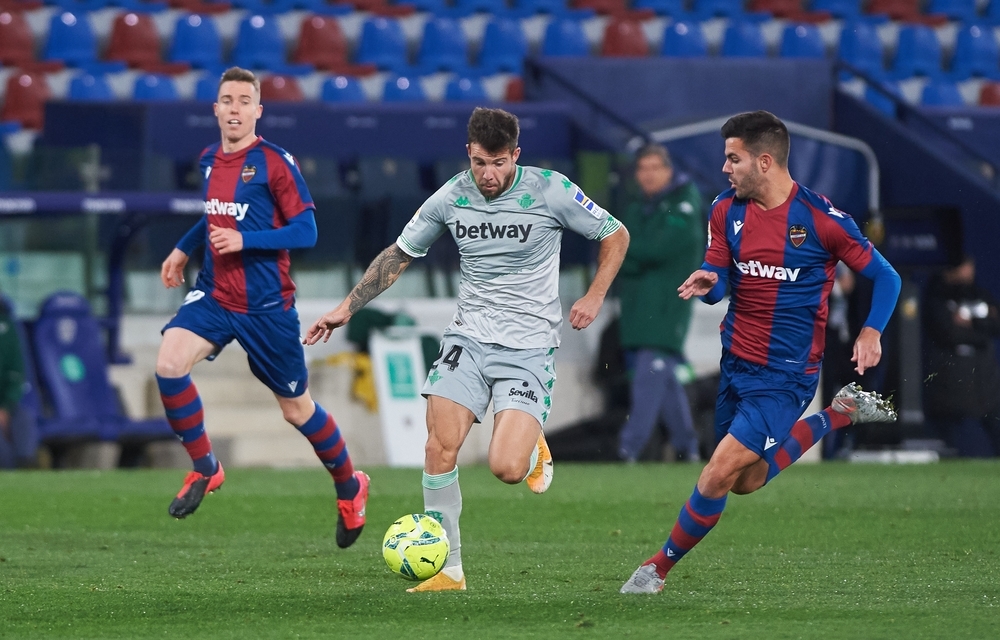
305, 108, 630, 591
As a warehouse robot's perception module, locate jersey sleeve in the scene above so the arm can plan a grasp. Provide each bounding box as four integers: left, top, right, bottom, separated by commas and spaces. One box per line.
268, 151, 315, 222
396, 186, 450, 258
543, 173, 622, 241
812, 199, 874, 272
703, 194, 732, 272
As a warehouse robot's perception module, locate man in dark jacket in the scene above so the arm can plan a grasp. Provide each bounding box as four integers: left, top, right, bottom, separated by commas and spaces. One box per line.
924, 255, 1000, 456
0, 296, 37, 468
616, 144, 704, 462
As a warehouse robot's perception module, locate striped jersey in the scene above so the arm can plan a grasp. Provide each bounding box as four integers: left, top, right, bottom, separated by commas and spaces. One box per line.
195, 136, 314, 314
397, 165, 622, 349
703, 182, 876, 374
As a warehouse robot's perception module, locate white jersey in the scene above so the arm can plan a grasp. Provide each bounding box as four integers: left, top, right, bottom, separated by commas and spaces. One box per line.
397, 165, 622, 349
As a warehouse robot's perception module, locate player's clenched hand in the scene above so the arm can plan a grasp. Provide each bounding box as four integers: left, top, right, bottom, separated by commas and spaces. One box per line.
569, 293, 603, 330
304, 305, 351, 345
852, 326, 882, 375
209, 224, 244, 254
677, 269, 719, 300
161, 248, 189, 288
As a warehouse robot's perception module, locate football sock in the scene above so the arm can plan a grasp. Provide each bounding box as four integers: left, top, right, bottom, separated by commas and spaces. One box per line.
520, 442, 540, 482
424, 466, 462, 573
767, 409, 852, 482
295, 403, 358, 500
647, 486, 727, 579
157, 374, 217, 477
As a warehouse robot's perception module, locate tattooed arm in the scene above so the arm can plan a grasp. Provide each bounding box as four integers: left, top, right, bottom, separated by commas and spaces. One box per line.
304, 244, 414, 345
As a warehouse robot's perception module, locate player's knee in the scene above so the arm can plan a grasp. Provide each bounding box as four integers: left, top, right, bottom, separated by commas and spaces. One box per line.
488, 457, 525, 484
155, 357, 190, 379
281, 404, 311, 426
424, 437, 458, 470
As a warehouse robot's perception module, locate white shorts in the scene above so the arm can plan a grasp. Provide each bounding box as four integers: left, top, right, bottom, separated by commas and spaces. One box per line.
421, 332, 556, 428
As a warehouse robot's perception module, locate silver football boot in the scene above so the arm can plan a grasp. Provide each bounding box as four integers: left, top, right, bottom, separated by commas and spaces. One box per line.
831, 383, 897, 424
620, 564, 664, 594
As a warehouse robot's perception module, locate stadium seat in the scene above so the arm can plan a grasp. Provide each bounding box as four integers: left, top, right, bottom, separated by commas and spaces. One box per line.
358, 156, 423, 199
0, 72, 49, 130
195, 74, 218, 101
573, 0, 628, 15
260, 74, 303, 101
511, 0, 578, 16
0, 10, 36, 66
920, 79, 964, 106
32, 292, 173, 449
838, 21, 884, 78
779, 23, 825, 58
892, 25, 943, 79
43, 11, 97, 66
979, 81, 1000, 105
600, 17, 649, 57
355, 17, 410, 73
106, 12, 162, 68
416, 16, 471, 73
633, 0, 687, 16
406, 0, 451, 14
321, 75, 367, 102
749, 0, 803, 18
863, 80, 900, 117
661, 20, 707, 57
693, 0, 747, 19
950, 24, 999, 80
382, 76, 426, 102
232, 14, 286, 71
505, 76, 525, 101
292, 14, 355, 72
169, 13, 223, 69
926, 0, 976, 22
133, 73, 178, 101
721, 21, 767, 58
444, 75, 488, 101
479, 17, 528, 73
868, 0, 946, 24
810, 0, 861, 19
68, 72, 114, 100
452, 0, 508, 14
541, 17, 591, 56
987, 0, 1000, 24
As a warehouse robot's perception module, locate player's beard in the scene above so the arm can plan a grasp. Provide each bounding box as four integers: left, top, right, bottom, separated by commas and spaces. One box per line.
733, 164, 763, 201
476, 166, 516, 199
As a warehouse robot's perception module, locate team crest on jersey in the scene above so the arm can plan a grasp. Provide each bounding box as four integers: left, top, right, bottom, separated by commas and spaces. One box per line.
788, 224, 807, 247
241, 165, 256, 183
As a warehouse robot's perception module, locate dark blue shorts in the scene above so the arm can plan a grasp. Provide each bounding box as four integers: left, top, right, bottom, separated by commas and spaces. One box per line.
163, 291, 308, 398
713, 349, 819, 463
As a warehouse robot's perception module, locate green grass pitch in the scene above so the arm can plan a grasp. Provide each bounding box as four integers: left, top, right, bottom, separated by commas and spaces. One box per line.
2, 462, 998, 639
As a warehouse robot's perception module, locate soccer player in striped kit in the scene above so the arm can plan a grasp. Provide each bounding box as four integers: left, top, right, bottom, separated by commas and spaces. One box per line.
155, 67, 369, 548
621, 111, 901, 594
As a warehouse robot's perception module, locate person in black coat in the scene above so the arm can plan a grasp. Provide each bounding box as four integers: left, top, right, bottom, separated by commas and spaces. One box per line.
923, 255, 1000, 457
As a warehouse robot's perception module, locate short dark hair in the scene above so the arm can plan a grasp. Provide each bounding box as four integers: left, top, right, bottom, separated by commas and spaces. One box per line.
635, 143, 671, 168
218, 67, 260, 98
467, 107, 519, 153
720, 110, 790, 167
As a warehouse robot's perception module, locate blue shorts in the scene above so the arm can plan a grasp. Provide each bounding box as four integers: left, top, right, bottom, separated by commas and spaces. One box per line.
713, 349, 819, 463
163, 291, 308, 398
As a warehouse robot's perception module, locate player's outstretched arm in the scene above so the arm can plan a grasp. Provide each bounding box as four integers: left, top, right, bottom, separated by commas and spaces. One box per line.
570, 226, 629, 330
304, 243, 415, 345
677, 269, 719, 300
161, 248, 189, 288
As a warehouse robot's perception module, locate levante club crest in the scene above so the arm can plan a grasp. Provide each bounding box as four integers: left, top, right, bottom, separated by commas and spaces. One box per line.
788, 224, 807, 247
241, 165, 257, 183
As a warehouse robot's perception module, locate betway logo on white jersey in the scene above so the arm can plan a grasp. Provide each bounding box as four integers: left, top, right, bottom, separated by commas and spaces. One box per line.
734, 259, 801, 282
205, 198, 249, 221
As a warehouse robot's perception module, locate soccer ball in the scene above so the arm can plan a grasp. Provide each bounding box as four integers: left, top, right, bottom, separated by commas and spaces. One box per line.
382, 513, 450, 581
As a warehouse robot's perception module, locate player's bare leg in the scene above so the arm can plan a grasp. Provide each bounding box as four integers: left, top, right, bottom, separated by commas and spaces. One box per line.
490, 409, 550, 493
408, 396, 475, 593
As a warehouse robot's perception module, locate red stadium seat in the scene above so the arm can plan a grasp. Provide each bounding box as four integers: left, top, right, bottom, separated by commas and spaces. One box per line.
979, 82, 1000, 106
504, 76, 524, 102
260, 74, 304, 102
0, 72, 49, 130
107, 12, 162, 67
0, 10, 34, 66
351, 0, 417, 16
748, 0, 832, 20
601, 17, 650, 57
867, 0, 949, 24
292, 14, 377, 75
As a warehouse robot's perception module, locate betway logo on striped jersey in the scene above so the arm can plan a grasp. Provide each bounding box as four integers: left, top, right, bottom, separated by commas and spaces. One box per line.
734, 258, 801, 282
205, 198, 249, 221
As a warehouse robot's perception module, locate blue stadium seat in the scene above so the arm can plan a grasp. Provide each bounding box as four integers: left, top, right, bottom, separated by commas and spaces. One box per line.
195, 75, 218, 101
661, 20, 707, 57
921, 79, 965, 106
892, 25, 943, 79
510, 0, 582, 17
417, 17, 471, 74
32, 292, 173, 448
927, 0, 977, 22
133, 73, 178, 101
721, 21, 767, 58
231, 14, 286, 71
169, 14, 223, 69
779, 23, 825, 59
988, 0, 1000, 24
68, 73, 114, 101
452, 0, 509, 15
693, 0, 748, 19
355, 17, 410, 73
479, 17, 528, 73
863, 79, 901, 116
382, 76, 427, 102
838, 21, 885, 79
321, 75, 367, 102
810, 0, 861, 18
445, 75, 488, 101
44, 11, 97, 66
634, 0, 689, 16
407, 0, 452, 13
950, 24, 1000, 80
541, 18, 590, 56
